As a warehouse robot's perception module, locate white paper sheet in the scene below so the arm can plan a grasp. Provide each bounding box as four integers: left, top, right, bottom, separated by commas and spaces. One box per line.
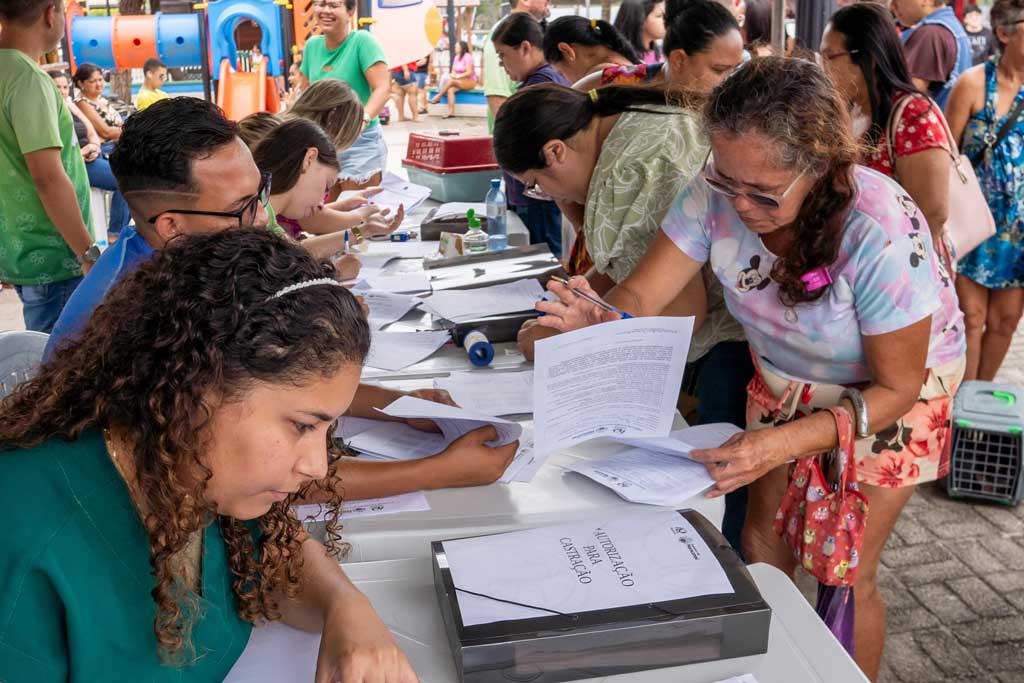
434, 371, 533, 415
224, 622, 319, 682
532, 316, 694, 456
372, 171, 431, 213
568, 447, 715, 506
499, 433, 550, 484
364, 330, 450, 371
346, 421, 448, 460
361, 290, 420, 329
432, 201, 486, 220
713, 676, 760, 683
420, 279, 545, 323
614, 423, 744, 459
334, 415, 385, 440
377, 395, 522, 447
292, 491, 431, 523
442, 510, 734, 626
355, 270, 433, 294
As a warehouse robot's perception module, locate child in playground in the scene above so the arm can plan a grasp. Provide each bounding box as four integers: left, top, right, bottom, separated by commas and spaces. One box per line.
136, 58, 169, 111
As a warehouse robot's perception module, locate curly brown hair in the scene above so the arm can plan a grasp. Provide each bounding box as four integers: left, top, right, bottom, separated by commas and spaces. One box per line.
704, 56, 860, 306
0, 228, 370, 663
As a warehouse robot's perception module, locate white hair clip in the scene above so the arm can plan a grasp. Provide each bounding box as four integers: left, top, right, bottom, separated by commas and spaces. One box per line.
267, 277, 347, 301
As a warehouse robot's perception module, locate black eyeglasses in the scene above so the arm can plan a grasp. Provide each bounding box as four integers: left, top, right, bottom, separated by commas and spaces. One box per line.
146, 173, 272, 227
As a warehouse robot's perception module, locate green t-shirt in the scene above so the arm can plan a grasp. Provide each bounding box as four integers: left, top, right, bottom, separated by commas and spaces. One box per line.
0, 49, 90, 286
0, 430, 254, 682
483, 19, 518, 134
301, 31, 386, 127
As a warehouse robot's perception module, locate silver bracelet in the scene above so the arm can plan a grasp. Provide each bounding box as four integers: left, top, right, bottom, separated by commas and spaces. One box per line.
839, 388, 870, 439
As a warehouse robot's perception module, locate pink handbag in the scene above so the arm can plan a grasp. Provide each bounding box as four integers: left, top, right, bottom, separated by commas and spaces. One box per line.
887, 95, 996, 260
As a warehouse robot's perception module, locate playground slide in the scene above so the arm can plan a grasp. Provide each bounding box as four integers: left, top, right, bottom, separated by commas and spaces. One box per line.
216, 58, 280, 121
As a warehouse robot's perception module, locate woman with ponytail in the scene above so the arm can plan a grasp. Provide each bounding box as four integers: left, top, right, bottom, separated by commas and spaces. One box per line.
544, 16, 640, 85
535, 58, 967, 681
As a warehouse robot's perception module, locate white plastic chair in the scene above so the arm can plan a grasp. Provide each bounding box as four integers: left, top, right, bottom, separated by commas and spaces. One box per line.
0, 330, 49, 399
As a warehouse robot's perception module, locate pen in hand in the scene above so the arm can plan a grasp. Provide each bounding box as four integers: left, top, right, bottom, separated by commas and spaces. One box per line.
549, 276, 633, 320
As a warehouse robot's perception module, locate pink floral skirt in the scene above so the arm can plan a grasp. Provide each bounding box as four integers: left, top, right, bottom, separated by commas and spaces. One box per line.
747, 356, 966, 488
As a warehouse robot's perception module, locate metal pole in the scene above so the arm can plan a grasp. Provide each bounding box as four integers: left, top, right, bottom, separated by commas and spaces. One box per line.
197, 7, 213, 102
358, 0, 371, 28
771, 0, 785, 54
447, 0, 456, 69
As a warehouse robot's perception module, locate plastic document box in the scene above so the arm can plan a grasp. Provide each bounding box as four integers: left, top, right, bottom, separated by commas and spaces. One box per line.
431, 509, 771, 683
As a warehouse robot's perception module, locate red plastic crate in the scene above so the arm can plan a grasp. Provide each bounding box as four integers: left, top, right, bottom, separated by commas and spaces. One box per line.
404, 132, 497, 172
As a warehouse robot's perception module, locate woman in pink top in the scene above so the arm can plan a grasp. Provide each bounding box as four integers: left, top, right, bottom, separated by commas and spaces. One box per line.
429, 40, 477, 118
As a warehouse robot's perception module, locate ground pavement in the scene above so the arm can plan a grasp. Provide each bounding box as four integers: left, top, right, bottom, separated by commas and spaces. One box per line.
1, 114, 1023, 681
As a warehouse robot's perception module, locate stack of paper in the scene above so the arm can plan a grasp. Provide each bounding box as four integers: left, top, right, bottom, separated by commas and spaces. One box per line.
433, 371, 533, 415
614, 423, 743, 458
420, 279, 545, 323
364, 330, 450, 371
345, 421, 448, 460
354, 269, 433, 294
377, 395, 522, 446
569, 447, 716, 506
293, 491, 431, 523
360, 291, 420, 329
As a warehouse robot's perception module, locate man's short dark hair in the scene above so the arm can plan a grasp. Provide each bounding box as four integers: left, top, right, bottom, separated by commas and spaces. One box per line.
110, 97, 240, 195
0, 0, 58, 24
964, 3, 982, 15
143, 57, 167, 74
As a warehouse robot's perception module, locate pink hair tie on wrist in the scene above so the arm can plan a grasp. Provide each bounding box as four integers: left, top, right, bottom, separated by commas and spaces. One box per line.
801, 267, 833, 292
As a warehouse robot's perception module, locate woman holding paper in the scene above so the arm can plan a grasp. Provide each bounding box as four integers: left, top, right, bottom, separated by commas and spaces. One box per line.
534, 57, 966, 682
0, 230, 415, 682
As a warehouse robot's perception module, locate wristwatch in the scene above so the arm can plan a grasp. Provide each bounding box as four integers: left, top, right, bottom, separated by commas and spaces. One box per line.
363, 113, 371, 125
77, 243, 101, 265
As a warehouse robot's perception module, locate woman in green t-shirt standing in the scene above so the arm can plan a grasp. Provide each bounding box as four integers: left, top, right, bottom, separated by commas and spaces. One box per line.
0, 229, 416, 683
301, 0, 391, 190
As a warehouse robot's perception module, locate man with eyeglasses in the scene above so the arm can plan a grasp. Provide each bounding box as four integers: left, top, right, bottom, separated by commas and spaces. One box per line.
136, 58, 170, 111
46, 96, 518, 500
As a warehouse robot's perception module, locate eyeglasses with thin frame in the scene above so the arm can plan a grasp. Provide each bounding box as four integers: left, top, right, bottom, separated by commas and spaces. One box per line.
701, 159, 805, 210
523, 181, 552, 202
146, 173, 272, 227
820, 48, 859, 61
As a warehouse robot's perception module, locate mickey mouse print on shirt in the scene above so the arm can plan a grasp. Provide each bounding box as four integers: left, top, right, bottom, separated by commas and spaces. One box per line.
736, 255, 771, 292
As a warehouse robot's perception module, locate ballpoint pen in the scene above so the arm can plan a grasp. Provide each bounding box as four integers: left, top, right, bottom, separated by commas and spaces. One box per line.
549, 276, 633, 319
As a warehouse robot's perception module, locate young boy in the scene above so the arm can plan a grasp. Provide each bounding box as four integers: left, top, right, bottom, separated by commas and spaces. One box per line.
136, 58, 169, 111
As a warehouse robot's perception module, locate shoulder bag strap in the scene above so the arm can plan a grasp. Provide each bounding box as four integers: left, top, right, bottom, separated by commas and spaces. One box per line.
827, 406, 857, 493
968, 93, 1024, 166
886, 95, 915, 183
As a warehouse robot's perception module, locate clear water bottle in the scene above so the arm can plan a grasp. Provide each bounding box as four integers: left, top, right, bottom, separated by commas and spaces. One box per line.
485, 178, 508, 251
462, 208, 489, 254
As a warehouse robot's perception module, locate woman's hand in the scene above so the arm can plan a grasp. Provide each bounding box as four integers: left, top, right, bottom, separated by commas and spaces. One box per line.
80, 142, 101, 162
316, 594, 417, 683
516, 318, 559, 361
534, 276, 620, 332
332, 253, 362, 281
333, 188, 383, 212
351, 204, 404, 238
425, 426, 519, 487
403, 388, 457, 432
689, 428, 793, 497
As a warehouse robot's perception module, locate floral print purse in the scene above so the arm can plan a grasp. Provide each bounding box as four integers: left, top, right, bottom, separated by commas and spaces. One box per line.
774, 407, 870, 587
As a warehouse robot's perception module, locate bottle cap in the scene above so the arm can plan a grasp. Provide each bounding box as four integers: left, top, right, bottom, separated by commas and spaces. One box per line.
491, 179, 501, 188
467, 208, 481, 229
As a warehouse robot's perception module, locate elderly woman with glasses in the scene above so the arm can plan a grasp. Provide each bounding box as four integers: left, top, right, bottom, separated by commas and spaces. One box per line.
536, 58, 966, 682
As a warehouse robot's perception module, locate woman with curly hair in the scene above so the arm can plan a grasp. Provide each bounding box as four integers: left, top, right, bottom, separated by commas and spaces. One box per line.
534, 57, 966, 681
0, 228, 416, 682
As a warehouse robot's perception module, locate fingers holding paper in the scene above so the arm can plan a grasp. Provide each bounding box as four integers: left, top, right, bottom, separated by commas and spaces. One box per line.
403, 388, 458, 432
535, 276, 621, 333
427, 425, 519, 487
689, 430, 789, 498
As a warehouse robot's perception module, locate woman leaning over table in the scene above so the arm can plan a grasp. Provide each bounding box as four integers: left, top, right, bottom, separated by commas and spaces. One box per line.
0, 229, 415, 683
944, 0, 1024, 382
535, 57, 966, 682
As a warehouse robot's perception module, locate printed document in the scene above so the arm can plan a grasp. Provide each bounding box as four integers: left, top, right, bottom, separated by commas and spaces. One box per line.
569, 447, 715, 506
420, 279, 545, 322
293, 491, 431, 523
615, 423, 744, 458
434, 370, 533, 415
361, 290, 420, 329
442, 510, 733, 626
532, 316, 694, 455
